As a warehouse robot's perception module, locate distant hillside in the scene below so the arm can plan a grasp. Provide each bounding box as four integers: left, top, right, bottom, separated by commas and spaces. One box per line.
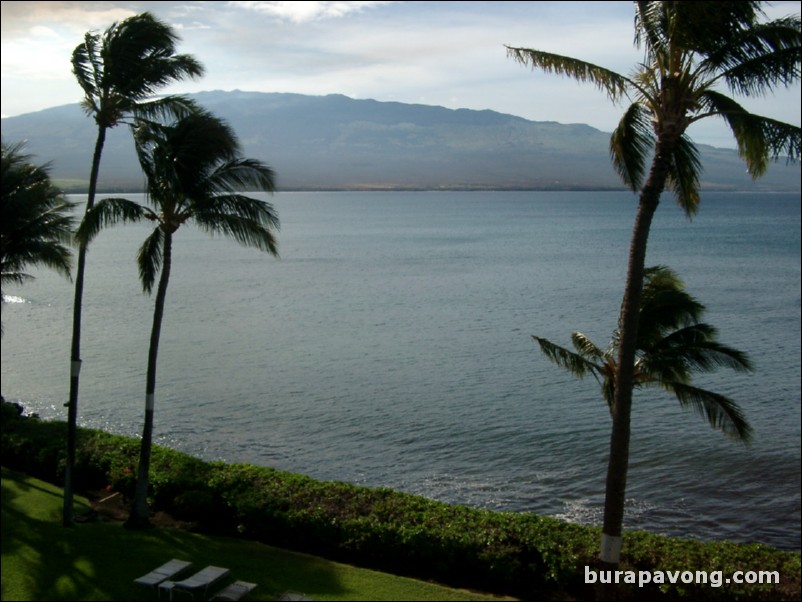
2, 90, 799, 192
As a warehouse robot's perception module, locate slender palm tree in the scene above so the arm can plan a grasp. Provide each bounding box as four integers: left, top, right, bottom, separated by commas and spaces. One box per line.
65, 12, 204, 526
535, 267, 753, 595
507, 1, 800, 567
1, 142, 75, 308
77, 111, 279, 527
534, 265, 753, 440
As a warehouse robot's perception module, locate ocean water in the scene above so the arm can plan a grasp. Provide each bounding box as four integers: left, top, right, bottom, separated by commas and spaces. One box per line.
2, 190, 800, 550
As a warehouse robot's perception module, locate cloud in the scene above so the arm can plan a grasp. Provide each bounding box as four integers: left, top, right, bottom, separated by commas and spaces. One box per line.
228, 1, 395, 24
0, 2, 135, 36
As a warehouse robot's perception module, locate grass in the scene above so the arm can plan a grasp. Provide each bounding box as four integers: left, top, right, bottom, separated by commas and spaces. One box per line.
1, 469, 513, 601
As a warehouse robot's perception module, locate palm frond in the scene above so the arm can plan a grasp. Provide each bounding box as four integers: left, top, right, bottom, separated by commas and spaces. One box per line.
505, 46, 630, 102
161, 113, 241, 185
193, 208, 279, 256
672, 2, 765, 54
663, 381, 753, 442
1, 271, 34, 289
570, 332, 607, 362
200, 159, 277, 196
721, 44, 801, 98
665, 135, 702, 216
647, 324, 754, 373
638, 284, 707, 349
1, 239, 72, 284
758, 118, 802, 164
131, 121, 162, 183
642, 264, 681, 288
19, 204, 76, 251
634, 1, 669, 55
601, 376, 616, 412
137, 227, 164, 294
125, 54, 204, 101
129, 95, 202, 125
193, 194, 279, 229
758, 117, 802, 163
640, 288, 702, 329
703, 16, 801, 96
698, 90, 801, 176
71, 32, 102, 105
75, 197, 148, 245
533, 335, 603, 380
610, 102, 655, 191
6, 239, 73, 280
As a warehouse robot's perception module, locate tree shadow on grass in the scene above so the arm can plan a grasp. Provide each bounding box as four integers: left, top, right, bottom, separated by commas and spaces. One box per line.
2, 468, 346, 601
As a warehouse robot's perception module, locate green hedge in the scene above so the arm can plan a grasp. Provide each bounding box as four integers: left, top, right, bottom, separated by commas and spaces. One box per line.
1, 400, 799, 600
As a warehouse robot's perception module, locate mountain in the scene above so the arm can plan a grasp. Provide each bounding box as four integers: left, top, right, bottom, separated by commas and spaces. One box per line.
2, 90, 799, 192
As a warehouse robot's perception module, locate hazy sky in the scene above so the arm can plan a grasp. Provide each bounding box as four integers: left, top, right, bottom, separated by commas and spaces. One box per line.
2, 1, 800, 148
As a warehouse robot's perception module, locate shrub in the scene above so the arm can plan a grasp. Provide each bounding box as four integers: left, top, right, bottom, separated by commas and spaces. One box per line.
171, 489, 216, 522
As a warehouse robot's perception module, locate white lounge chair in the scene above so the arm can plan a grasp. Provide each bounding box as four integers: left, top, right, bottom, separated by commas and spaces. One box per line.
161, 565, 230, 599
134, 558, 193, 589
211, 580, 258, 600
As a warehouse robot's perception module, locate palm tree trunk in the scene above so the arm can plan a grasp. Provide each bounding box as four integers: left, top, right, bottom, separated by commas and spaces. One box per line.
600, 138, 675, 568
63, 124, 107, 527
127, 230, 173, 528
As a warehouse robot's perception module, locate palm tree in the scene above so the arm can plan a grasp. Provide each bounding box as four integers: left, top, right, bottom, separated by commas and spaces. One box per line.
1, 142, 75, 310
507, 1, 800, 567
534, 266, 754, 587
65, 12, 204, 526
76, 111, 279, 527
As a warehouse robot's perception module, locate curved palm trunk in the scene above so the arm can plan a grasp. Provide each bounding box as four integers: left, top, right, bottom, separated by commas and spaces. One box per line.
600, 138, 675, 569
63, 124, 107, 527
127, 230, 173, 528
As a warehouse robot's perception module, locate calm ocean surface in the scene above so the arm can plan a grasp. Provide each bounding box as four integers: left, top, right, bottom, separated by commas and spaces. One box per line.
2, 191, 800, 550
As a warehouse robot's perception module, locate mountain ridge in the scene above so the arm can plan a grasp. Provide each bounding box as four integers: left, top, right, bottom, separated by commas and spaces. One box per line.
2, 90, 799, 192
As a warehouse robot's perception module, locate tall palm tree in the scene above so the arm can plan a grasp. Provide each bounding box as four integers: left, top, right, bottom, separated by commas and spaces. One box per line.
1, 142, 75, 308
65, 12, 204, 526
534, 266, 754, 590
76, 111, 279, 527
507, 1, 800, 567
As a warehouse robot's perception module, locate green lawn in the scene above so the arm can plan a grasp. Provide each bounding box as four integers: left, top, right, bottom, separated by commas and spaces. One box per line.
1, 469, 512, 601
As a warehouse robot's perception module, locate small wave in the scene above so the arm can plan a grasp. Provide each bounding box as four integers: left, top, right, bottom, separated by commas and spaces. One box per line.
554, 498, 602, 525
2, 295, 27, 304
555, 497, 658, 527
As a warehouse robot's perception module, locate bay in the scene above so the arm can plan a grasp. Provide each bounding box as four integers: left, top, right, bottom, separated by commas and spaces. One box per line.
2, 190, 799, 550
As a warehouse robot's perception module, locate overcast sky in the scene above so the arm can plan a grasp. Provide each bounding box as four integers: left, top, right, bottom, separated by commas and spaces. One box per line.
2, 1, 800, 148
